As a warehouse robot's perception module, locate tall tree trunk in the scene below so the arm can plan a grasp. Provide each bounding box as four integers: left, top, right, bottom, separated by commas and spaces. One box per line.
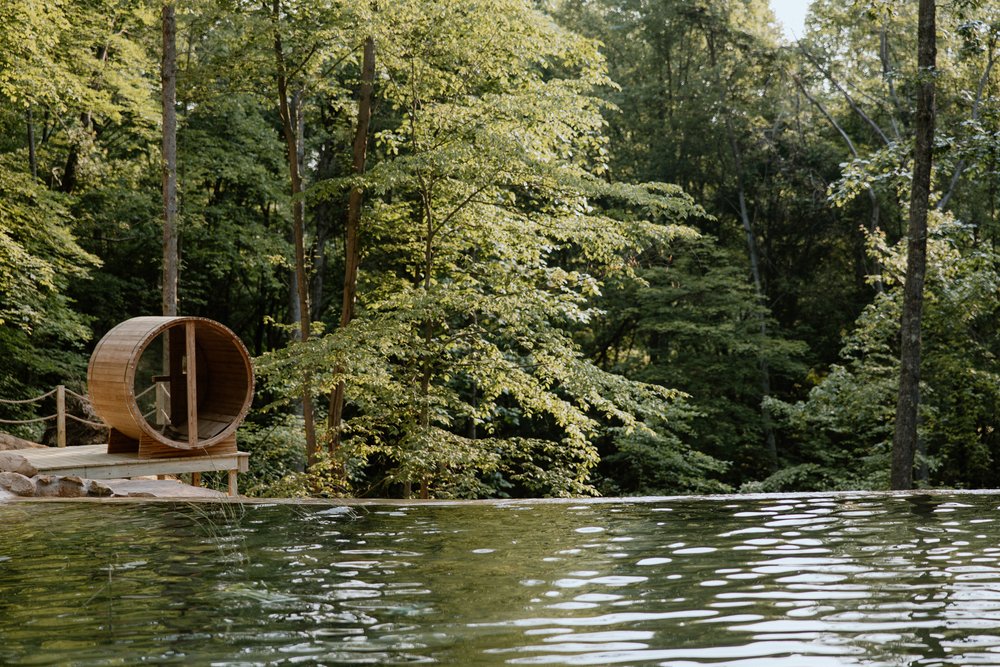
26, 109, 37, 180
272, 0, 317, 466
310, 117, 335, 322
328, 36, 375, 456
288, 266, 301, 335
159, 1, 179, 431
418, 189, 434, 501
288, 90, 306, 329
161, 0, 178, 318
891, 0, 936, 490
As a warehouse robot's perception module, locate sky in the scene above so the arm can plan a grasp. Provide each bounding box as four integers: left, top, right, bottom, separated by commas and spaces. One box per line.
770, 0, 809, 41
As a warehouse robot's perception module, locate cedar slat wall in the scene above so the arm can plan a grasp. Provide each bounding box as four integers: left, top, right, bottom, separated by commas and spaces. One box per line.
87, 316, 254, 459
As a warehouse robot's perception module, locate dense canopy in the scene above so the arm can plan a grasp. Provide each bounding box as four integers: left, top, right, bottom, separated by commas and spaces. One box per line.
1, 0, 997, 497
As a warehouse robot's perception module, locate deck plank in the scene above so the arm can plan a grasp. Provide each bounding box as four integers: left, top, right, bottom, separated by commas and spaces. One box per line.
11, 444, 248, 487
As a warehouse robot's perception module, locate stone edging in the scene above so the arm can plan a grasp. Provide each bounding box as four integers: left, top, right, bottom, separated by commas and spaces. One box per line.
0, 471, 226, 499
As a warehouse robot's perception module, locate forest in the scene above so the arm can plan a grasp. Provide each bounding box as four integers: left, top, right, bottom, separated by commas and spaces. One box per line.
1, 0, 997, 498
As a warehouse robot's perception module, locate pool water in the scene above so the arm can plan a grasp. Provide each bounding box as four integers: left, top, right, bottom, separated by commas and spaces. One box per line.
3, 494, 1000, 665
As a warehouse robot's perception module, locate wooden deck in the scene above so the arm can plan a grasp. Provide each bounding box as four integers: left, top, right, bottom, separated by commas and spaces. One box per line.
0, 445, 248, 496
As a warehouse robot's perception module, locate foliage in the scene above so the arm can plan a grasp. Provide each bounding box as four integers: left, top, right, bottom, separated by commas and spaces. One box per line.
0, 159, 97, 421
768, 216, 1000, 490
189, 414, 306, 496
588, 235, 806, 489
5, 0, 1000, 498
0, 158, 95, 337
256, 0, 705, 497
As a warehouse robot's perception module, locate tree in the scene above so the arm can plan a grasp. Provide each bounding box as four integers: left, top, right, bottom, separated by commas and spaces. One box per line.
554, 0, 829, 488
891, 0, 937, 490
268, 0, 319, 465
768, 215, 1000, 491
328, 35, 375, 457
259, 0, 703, 497
0, 161, 98, 403
795, 0, 1000, 488
589, 235, 805, 489
0, 0, 159, 430
162, 0, 178, 317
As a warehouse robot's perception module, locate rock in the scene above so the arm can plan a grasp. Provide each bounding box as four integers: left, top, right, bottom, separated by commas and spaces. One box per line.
86, 480, 114, 498
0, 433, 45, 451
34, 475, 88, 498
0, 472, 35, 497
0, 471, 228, 500
0, 451, 38, 477
40, 392, 106, 446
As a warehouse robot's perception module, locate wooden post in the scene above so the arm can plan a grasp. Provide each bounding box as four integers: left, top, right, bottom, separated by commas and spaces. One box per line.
56, 385, 66, 448
191, 471, 201, 487
185, 321, 197, 447
227, 469, 238, 496
168, 326, 185, 427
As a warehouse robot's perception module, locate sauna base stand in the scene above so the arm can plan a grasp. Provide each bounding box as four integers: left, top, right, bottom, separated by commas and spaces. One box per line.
108, 429, 238, 459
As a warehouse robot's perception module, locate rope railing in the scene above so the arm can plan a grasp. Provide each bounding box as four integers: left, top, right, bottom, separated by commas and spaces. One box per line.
0, 414, 58, 425
0, 385, 110, 447
65, 413, 108, 429
0, 389, 57, 405
63, 387, 92, 403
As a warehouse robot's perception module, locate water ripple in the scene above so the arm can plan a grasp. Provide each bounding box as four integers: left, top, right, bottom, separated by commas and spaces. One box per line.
7, 495, 1000, 664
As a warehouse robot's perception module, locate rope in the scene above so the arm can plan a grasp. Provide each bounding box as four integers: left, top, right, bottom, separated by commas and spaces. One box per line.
0, 389, 57, 406
0, 385, 105, 430
63, 388, 91, 403
64, 414, 108, 429
0, 414, 57, 425
135, 384, 156, 400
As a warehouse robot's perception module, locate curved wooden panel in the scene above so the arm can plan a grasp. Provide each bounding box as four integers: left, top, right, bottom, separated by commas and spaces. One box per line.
87, 317, 254, 453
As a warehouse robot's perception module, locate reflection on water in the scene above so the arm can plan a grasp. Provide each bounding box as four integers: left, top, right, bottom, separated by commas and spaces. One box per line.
4, 494, 1000, 665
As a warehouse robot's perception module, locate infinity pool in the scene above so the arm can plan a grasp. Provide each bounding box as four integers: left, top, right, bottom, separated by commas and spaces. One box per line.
3, 493, 1000, 665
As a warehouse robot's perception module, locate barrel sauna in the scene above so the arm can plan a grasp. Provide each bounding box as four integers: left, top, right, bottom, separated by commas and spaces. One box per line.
87, 316, 254, 458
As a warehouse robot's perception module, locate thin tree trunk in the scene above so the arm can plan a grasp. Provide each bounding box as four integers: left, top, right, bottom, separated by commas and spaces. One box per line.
26, 109, 37, 181
879, 27, 904, 142
273, 0, 317, 467
289, 90, 306, 329
798, 44, 892, 148
289, 267, 301, 335
329, 36, 375, 458
162, 1, 178, 318
419, 190, 434, 501
727, 126, 778, 473
310, 115, 336, 321
891, 0, 936, 490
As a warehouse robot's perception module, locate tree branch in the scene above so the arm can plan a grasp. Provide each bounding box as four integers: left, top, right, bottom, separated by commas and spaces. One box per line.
879, 27, 904, 141
798, 43, 892, 147
938, 33, 996, 210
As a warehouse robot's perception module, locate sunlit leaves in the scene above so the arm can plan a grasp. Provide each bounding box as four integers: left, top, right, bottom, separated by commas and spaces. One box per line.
254, 0, 704, 497
0, 157, 96, 336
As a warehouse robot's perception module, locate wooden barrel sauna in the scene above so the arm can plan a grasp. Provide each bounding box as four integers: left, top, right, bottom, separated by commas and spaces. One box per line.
87, 316, 254, 458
